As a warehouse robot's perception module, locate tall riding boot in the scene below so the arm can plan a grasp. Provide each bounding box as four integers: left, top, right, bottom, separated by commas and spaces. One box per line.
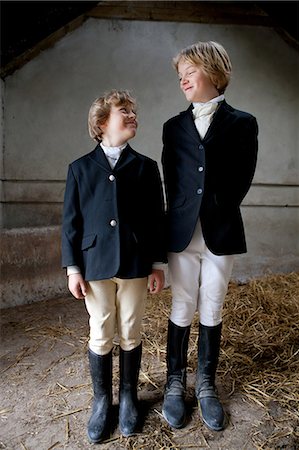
87, 349, 112, 443
119, 343, 142, 436
162, 320, 190, 428
196, 322, 225, 431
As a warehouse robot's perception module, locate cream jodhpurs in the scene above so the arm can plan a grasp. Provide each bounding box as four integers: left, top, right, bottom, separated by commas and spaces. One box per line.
168, 220, 234, 327
85, 277, 148, 355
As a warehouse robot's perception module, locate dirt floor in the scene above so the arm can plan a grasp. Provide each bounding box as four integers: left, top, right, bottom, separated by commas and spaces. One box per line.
1, 273, 298, 450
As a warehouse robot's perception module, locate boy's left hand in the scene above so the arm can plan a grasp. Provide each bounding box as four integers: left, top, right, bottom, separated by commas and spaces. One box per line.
149, 269, 165, 294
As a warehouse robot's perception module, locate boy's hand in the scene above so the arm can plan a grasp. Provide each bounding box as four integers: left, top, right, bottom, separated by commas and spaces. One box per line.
149, 269, 165, 294
68, 273, 87, 299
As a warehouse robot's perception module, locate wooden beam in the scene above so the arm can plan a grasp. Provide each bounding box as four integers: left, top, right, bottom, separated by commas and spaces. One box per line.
87, 1, 273, 26
2, 1, 297, 78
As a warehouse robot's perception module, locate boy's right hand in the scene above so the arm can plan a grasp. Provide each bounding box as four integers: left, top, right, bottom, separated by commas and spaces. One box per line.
68, 273, 87, 299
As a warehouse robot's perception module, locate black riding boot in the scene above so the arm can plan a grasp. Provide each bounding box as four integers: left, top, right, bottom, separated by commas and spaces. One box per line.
119, 343, 142, 436
162, 320, 190, 428
196, 322, 225, 431
87, 349, 112, 443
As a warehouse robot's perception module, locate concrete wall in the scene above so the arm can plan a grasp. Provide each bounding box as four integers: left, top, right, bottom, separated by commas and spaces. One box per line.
1, 19, 298, 306
0, 227, 66, 308
0, 79, 4, 228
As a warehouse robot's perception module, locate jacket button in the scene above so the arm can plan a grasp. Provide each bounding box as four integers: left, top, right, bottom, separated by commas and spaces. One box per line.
109, 174, 115, 181
197, 188, 203, 195
198, 166, 204, 172
110, 219, 117, 227
199, 144, 204, 150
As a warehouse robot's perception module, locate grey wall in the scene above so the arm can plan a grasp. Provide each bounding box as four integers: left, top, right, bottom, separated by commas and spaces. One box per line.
0, 79, 4, 228
1, 19, 298, 306
1, 227, 66, 308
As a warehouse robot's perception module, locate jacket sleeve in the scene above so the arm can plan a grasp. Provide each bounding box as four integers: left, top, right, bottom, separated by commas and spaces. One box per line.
145, 160, 168, 264
217, 115, 258, 207
161, 123, 174, 213
61, 165, 83, 269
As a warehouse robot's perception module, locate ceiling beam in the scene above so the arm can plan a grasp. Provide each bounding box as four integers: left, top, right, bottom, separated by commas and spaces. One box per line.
87, 1, 272, 26
1, 1, 297, 79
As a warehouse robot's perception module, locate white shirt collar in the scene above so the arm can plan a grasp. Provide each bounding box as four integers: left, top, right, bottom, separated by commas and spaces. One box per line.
193, 94, 224, 108
100, 142, 127, 153
100, 142, 127, 168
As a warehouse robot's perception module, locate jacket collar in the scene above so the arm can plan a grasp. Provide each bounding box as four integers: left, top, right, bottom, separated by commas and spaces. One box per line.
88, 143, 136, 172
178, 100, 232, 143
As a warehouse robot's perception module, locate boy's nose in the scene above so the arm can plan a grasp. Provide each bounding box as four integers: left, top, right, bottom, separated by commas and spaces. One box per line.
180, 76, 187, 86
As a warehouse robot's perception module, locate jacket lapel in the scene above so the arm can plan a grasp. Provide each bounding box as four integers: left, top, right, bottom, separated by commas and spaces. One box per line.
88, 144, 111, 172
178, 101, 234, 144
204, 100, 233, 142
114, 144, 137, 171
87, 143, 137, 172
178, 106, 201, 143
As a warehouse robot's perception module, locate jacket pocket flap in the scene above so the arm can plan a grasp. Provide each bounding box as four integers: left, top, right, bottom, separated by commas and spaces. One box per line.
81, 234, 97, 250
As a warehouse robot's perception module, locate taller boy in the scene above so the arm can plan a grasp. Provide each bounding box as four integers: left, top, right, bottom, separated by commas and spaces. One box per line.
162, 42, 258, 431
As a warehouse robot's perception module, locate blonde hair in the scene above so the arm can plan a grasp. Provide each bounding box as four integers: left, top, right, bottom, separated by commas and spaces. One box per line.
88, 89, 137, 141
173, 41, 232, 94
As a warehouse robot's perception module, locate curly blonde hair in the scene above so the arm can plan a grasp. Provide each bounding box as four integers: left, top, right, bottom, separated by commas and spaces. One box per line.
88, 90, 137, 141
173, 41, 232, 94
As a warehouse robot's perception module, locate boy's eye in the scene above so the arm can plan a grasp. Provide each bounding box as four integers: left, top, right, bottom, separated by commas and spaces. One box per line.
119, 107, 136, 116
178, 70, 195, 81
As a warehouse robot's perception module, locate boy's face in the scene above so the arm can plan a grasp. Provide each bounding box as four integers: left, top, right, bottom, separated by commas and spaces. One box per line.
177, 59, 219, 103
101, 104, 137, 145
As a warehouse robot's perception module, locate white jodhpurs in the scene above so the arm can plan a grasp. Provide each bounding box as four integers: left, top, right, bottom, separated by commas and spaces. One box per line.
168, 220, 234, 327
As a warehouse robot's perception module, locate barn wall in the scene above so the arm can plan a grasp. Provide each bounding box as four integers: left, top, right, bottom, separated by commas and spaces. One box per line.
1, 19, 298, 306
0, 227, 66, 308
0, 78, 4, 229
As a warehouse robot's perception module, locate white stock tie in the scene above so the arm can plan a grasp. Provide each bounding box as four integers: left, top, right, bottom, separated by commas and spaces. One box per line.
104, 147, 123, 168
192, 102, 218, 139
100, 144, 126, 168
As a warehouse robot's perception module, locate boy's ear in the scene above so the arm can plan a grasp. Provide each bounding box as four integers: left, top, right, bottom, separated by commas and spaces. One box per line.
97, 120, 105, 133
